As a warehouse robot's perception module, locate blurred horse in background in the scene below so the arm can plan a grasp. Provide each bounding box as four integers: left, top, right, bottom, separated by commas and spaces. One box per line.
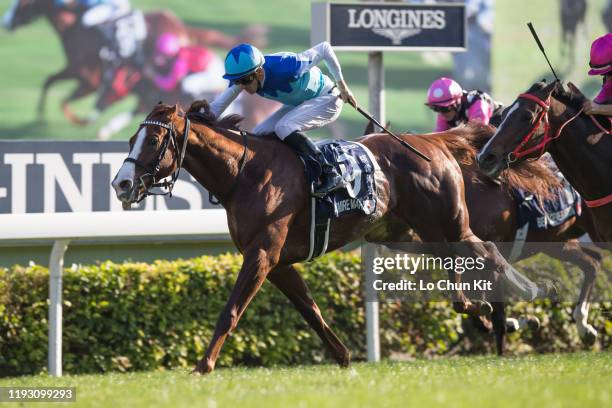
2, 0, 269, 127
559, 0, 587, 66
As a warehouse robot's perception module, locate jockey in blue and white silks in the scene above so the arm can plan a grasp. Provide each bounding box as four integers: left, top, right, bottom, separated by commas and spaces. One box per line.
54, 0, 145, 61
208, 42, 357, 197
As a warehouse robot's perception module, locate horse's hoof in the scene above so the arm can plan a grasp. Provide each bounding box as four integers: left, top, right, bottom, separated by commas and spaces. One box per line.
520, 315, 541, 331
582, 328, 598, 347
336, 350, 351, 368
476, 300, 493, 316
192, 359, 214, 375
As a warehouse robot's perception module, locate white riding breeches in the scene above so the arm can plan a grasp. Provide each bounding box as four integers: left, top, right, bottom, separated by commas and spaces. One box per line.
81, 1, 131, 27
252, 93, 343, 140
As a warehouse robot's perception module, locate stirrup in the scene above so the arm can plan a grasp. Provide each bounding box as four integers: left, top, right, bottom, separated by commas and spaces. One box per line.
313, 174, 344, 198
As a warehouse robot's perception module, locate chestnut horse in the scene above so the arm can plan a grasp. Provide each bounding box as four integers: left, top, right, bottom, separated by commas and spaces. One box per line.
111, 102, 555, 373
477, 81, 612, 242
2, 0, 262, 124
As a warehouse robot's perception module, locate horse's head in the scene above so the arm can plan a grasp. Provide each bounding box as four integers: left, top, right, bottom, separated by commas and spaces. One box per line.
111, 103, 190, 207
3, 0, 49, 31
477, 80, 559, 178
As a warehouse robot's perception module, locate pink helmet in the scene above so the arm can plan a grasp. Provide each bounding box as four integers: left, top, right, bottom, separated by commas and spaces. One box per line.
588, 33, 612, 76
156, 33, 181, 57
426, 77, 463, 107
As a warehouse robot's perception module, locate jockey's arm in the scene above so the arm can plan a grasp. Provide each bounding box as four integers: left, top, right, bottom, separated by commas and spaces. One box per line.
466, 99, 492, 125
297, 42, 356, 106
209, 85, 242, 118
582, 100, 612, 116
435, 115, 450, 132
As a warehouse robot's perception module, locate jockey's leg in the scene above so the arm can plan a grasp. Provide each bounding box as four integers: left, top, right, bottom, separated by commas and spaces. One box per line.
251, 105, 293, 134
283, 132, 342, 197
275, 94, 344, 196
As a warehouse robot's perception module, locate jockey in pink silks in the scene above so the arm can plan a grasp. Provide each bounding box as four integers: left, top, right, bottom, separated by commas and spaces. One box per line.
425, 77, 504, 131
582, 33, 612, 116
145, 32, 227, 100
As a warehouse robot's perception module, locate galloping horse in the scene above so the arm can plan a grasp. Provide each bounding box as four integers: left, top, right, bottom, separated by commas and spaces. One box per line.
477, 81, 612, 242
365, 123, 602, 353
459, 128, 601, 345
365, 121, 603, 345
111, 102, 556, 372
2, 0, 264, 124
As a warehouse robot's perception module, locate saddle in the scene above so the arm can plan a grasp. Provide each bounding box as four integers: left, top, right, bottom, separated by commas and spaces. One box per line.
296, 140, 379, 261
508, 166, 581, 262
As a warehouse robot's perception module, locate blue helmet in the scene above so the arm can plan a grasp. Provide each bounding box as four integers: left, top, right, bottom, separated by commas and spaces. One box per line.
223, 44, 265, 81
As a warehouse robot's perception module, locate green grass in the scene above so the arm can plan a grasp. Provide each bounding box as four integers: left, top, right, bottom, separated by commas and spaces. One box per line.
4, 0, 607, 141
1, 352, 610, 408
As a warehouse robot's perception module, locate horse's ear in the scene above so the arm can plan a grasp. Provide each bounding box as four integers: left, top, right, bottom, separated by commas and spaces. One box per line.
539, 80, 557, 98
567, 81, 587, 99
157, 100, 163, 105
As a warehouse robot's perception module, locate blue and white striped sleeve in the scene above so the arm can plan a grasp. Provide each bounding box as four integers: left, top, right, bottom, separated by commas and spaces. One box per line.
295, 41, 344, 83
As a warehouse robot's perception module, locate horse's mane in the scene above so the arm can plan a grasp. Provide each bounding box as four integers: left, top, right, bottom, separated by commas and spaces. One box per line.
185, 100, 244, 131
426, 123, 561, 199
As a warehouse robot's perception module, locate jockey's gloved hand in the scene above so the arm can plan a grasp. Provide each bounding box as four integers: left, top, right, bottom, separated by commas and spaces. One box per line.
337, 80, 357, 108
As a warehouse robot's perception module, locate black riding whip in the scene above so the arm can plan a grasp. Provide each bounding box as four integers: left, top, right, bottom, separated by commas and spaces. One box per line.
353, 104, 431, 162
527, 22, 560, 81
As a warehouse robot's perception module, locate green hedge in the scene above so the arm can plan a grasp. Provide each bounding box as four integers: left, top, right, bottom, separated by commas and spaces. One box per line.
0, 252, 610, 376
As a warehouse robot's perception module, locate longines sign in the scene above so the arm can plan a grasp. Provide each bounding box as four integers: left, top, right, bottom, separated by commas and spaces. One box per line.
311, 2, 466, 51
0, 141, 215, 214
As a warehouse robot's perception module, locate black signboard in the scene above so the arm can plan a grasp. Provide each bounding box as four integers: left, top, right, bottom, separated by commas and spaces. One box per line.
0, 141, 214, 214
311, 2, 466, 51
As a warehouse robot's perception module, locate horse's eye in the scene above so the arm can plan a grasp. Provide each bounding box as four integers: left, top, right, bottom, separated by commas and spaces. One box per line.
149, 138, 158, 146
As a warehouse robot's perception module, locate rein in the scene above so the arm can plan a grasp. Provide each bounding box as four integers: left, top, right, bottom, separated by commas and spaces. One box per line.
511, 91, 612, 208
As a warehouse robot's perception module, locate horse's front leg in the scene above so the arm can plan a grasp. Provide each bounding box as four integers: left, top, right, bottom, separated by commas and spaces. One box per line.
37, 67, 75, 120
193, 245, 280, 375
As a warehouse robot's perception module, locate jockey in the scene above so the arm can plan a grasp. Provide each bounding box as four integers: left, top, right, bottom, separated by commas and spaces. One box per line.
54, 0, 145, 67
425, 77, 504, 131
145, 33, 226, 100
207, 42, 357, 197
582, 33, 612, 116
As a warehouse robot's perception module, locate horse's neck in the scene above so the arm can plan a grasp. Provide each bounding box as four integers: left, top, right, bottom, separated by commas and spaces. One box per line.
548, 100, 610, 198
182, 125, 248, 205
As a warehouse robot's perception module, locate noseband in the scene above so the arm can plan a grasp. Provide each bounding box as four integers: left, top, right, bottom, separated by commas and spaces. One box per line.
508, 92, 584, 162
123, 117, 191, 202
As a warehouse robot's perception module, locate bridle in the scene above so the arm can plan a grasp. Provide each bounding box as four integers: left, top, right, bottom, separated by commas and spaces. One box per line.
508, 92, 584, 162
510, 89, 612, 208
124, 115, 249, 205
123, 117, 191, 202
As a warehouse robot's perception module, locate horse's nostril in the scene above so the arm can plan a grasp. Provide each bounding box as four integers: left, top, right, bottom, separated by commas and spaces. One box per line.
119, 179, 133, 191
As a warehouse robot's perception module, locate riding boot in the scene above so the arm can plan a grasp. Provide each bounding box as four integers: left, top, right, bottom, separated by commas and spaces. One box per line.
283, 132, 343, 197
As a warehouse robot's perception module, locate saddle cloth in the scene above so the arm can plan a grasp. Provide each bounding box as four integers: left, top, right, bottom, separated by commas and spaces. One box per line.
297, 140, 379, 261
513, 174, 581, 232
